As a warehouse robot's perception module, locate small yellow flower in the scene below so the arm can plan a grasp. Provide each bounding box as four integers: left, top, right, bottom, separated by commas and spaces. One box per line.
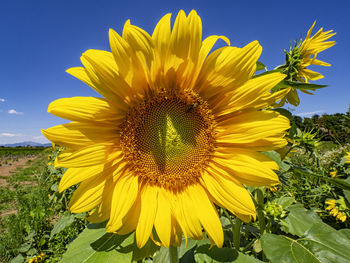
345, 152, 350, 164
339, 214, 347, 222
330, 208, 339, 216
330, 171, 337, 178
268, 186, 278, 192
325, 199, 336, 210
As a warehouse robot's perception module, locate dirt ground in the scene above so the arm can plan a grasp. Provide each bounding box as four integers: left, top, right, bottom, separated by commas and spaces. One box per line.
0, 157, 38, 187
0, 156, 39, 218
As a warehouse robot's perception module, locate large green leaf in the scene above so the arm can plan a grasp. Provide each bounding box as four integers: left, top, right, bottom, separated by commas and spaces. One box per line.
302, 222, 350, 262
60, 223, 159, 263
261, 234, 321, 263
153, 238, 197, 263
262, 223, 350, 263
281, 204, 322, 236
194, 244, 262, 263
60, 224, 133, 263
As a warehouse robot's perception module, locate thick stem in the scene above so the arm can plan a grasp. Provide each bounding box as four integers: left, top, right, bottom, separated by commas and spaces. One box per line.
256, 189, 266, 235
233, 218, 242, 251
169, 246, 179, 263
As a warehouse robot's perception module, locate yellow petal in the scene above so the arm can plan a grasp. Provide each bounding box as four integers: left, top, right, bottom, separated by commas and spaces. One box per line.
302, 68, 324, 81
216, 72, 286, 114
41, 122, 120, 150
123, 21, 154, 65
47, 97, 123, 123
176, 190, 203, 240
88, 183, 115, 223
186, 184, 223, 247
152, 13, 171, 53
55, 144, 116, 168
59, 165, 103, 193
66, 66, 128, 110
216, 110, 289, 150
202, 170, 256, 216
69, 175, 109, 213
197, 41, 262, 100
59, 155, 123, 192
136, 184, 158, 248
211, 150, 279, 186
106, 175, 139, 232
154, 188, 172, 247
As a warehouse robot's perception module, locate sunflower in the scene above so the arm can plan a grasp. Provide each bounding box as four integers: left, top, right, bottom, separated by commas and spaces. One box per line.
279, 21, 335, 106
42, 10, 289, 248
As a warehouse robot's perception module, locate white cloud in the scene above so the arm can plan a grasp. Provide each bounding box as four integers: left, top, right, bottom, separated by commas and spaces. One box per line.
0, 133, 22, 137
0, 98, 4, 102
296, 110, 325, 117
8, 109, 23, 115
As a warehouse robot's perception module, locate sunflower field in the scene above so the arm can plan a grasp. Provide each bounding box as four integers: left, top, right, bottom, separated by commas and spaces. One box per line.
2, 10, 350, 263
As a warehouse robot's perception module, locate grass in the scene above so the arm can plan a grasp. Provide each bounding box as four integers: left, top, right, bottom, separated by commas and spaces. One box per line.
0, 150, 87, 263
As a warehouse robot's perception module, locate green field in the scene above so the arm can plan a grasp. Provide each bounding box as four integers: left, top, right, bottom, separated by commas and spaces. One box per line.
0, 147, 47, 166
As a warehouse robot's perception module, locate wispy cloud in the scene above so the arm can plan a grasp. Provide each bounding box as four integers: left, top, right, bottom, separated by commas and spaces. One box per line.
0, 98, 4, 102
8, 109, 23, 115
296, 110, 325, 117
0, 133, 23, 137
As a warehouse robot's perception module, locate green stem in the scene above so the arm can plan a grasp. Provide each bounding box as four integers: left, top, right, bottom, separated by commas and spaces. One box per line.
233, 218, 242, 251
256, 189, 266, 235
169, 246, 179, 263
281, 146, 294, 161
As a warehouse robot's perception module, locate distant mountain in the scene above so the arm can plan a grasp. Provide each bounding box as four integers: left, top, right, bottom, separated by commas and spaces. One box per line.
0, 141, 51, 147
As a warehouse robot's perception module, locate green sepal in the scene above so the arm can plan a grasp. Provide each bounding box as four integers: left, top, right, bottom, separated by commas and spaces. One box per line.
256, 61, 266, 72
271, 80, 327, 93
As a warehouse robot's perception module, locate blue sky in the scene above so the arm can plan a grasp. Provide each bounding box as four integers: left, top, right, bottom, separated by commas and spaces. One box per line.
0, 0, 349, 144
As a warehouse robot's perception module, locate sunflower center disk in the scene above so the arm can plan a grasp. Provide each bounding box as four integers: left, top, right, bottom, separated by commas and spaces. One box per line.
121, 92, 216, 190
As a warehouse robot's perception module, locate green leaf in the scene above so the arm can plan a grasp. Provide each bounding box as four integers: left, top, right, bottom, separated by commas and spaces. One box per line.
342, 177, 350, 203
153, 237, 197, 263
60, 223, 132, 263
271, 80, 327, 93
272, 108, 293, 120
10, 254, 25, 263
131, 238, 160, 262
282, 80, 327, 90
302, 222, 350, 262
262, 151, 290, 172
281, 204, 322, 236
50, 213, 76, 237
194, 244, 262, 263
270, 205, 350, 263
274, 196, 295, 209
256, 61, 266, 72
60, 223, 160, 263
338, 229, 350, 240
261, 234, 321, 263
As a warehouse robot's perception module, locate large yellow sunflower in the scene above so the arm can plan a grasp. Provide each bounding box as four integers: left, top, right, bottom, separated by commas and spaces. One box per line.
42, 10, 290, 248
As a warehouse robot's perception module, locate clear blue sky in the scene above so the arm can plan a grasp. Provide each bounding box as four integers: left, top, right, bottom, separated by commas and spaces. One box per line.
1, 0, 349, 144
